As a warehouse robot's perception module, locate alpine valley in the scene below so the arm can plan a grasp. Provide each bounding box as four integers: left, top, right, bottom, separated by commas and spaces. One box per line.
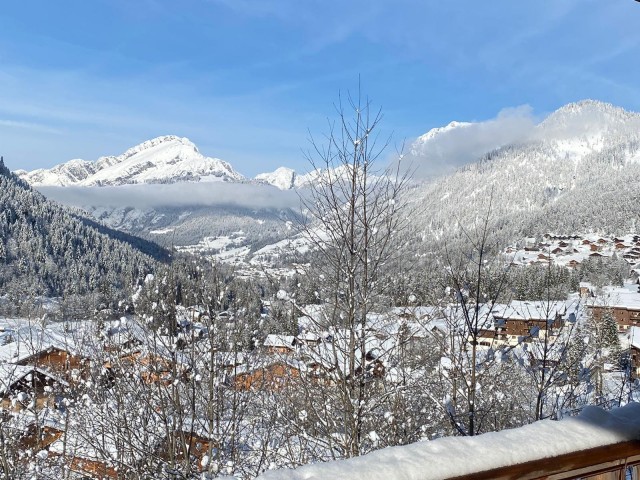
15, 100, 640, 272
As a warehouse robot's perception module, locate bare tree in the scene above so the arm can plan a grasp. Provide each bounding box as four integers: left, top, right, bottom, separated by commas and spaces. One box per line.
289, 87, 411, 458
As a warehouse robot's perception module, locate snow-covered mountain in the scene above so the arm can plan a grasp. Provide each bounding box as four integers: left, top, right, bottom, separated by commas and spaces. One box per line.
409, 120, 473, 157
255, 167, 298, 190
15, 99, 640, 266
16, 135, 244, 187
408, 100, 640, 247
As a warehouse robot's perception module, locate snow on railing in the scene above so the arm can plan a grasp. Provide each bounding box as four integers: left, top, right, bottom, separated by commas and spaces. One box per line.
258, 402, 640, 480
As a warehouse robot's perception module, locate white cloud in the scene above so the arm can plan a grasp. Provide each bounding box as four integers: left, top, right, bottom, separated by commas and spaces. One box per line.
38, 182, 300, 211
405, 105, 537, 179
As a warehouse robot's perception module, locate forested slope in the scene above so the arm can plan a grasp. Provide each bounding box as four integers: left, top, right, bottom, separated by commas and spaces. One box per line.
0, 158, 168, 298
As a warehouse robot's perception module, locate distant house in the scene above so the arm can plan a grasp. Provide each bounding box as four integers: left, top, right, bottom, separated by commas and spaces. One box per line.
157, 429, 218, 473
49, 433, 119, 479
587, 286, 640, 333
475, 328, 501, 348
492, 301, 568, 346
579, 283, 593, 298
9, 345, 90, 385
229, 358, 303, 391
109, 350, 190, 385
263, 334, 298, 354
589, 305, 640, 333
0, 364, 69, 411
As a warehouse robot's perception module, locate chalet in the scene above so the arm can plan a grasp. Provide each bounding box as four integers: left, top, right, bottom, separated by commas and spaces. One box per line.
589, 304, 640, 332
263, 334, 298, 354
526, 341, 565, 369
0, 364, 69, 411
551, 247, 564, 255
108, 350, 191, 384
229, 358, 304, 391
567, 259, 581, 268
14, 345, 89, 382
297, 331, 323, 347
579, 283, 593, 298
157, 429, 218, 473
49, 435, 119, 479
587, 285, 640, 333
102, 320, 144, 352
18, 421, 64, 451
491, 301, 569, 346
475, 328, 500, 347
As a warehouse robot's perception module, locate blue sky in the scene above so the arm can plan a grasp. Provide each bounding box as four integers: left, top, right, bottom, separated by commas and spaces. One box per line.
1, 0, 639, 177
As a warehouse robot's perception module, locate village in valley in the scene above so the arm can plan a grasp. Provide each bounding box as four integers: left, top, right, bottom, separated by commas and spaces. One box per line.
2, 230, 640, 478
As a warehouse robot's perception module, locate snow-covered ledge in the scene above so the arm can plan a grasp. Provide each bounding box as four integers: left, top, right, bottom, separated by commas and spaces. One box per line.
259, 403, 640, 480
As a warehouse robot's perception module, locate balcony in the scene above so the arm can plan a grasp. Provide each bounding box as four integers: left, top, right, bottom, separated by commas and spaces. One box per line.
258, 403, 640, 480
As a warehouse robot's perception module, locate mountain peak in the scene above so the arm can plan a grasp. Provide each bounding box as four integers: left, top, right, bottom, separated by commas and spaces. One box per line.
539, 99, 639, 136
413, 120, 472, 146
118, 135, 198, 162
17, 136, 244, 187
255, 167, 297, 190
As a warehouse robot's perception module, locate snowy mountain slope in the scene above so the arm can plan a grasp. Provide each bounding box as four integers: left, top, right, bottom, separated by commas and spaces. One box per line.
255, 167, 297, 190
0, 159, 167, 297
18, 135, 244, 187
254, 165, 371, 190
409, 120, 473, 157
408, 100, 640, 246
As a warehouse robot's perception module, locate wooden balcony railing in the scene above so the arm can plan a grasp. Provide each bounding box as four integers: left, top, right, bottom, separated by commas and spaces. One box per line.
258, 403, 640, 480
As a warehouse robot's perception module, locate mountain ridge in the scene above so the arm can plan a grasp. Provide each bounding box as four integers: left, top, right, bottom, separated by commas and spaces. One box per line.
17, 135, 245, 187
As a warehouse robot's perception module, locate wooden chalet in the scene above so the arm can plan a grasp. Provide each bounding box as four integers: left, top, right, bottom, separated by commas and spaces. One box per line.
230, 358, 303, 391
108, 350, 190, 384
14, 345, 89, 383
0, 364, 69, 411
589, 305, 640, 333
263, 334, 298, 354
492, 302, 567, 345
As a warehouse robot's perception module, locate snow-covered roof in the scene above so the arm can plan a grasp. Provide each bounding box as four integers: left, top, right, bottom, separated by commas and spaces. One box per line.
492, 300, 569, 322
258, 402, 640, 480
0, 363, 68, 396
588, 284, 640, 310
264, 334, 297, 348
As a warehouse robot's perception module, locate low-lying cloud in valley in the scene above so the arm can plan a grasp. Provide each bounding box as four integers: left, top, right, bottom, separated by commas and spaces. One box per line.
38, 182, 300, 211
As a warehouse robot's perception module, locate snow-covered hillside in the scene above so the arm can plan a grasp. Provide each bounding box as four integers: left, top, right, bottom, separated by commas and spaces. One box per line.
255, 167, 298, 190
409, 120, 473, 157
17, 135, 244, 187
408, 100, 640, 245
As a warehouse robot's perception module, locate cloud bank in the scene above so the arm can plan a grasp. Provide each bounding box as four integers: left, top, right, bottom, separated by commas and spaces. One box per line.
38, 182, 300, 211
405, 105, 537, 179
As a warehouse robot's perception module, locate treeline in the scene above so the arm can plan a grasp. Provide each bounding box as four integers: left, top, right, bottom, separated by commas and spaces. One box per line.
0, 158, 169, 302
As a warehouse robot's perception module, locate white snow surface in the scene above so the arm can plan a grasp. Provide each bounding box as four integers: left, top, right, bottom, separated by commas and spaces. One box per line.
255, 167, 297, 190
19, 135, 244, 187
259, 402, 640, 480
